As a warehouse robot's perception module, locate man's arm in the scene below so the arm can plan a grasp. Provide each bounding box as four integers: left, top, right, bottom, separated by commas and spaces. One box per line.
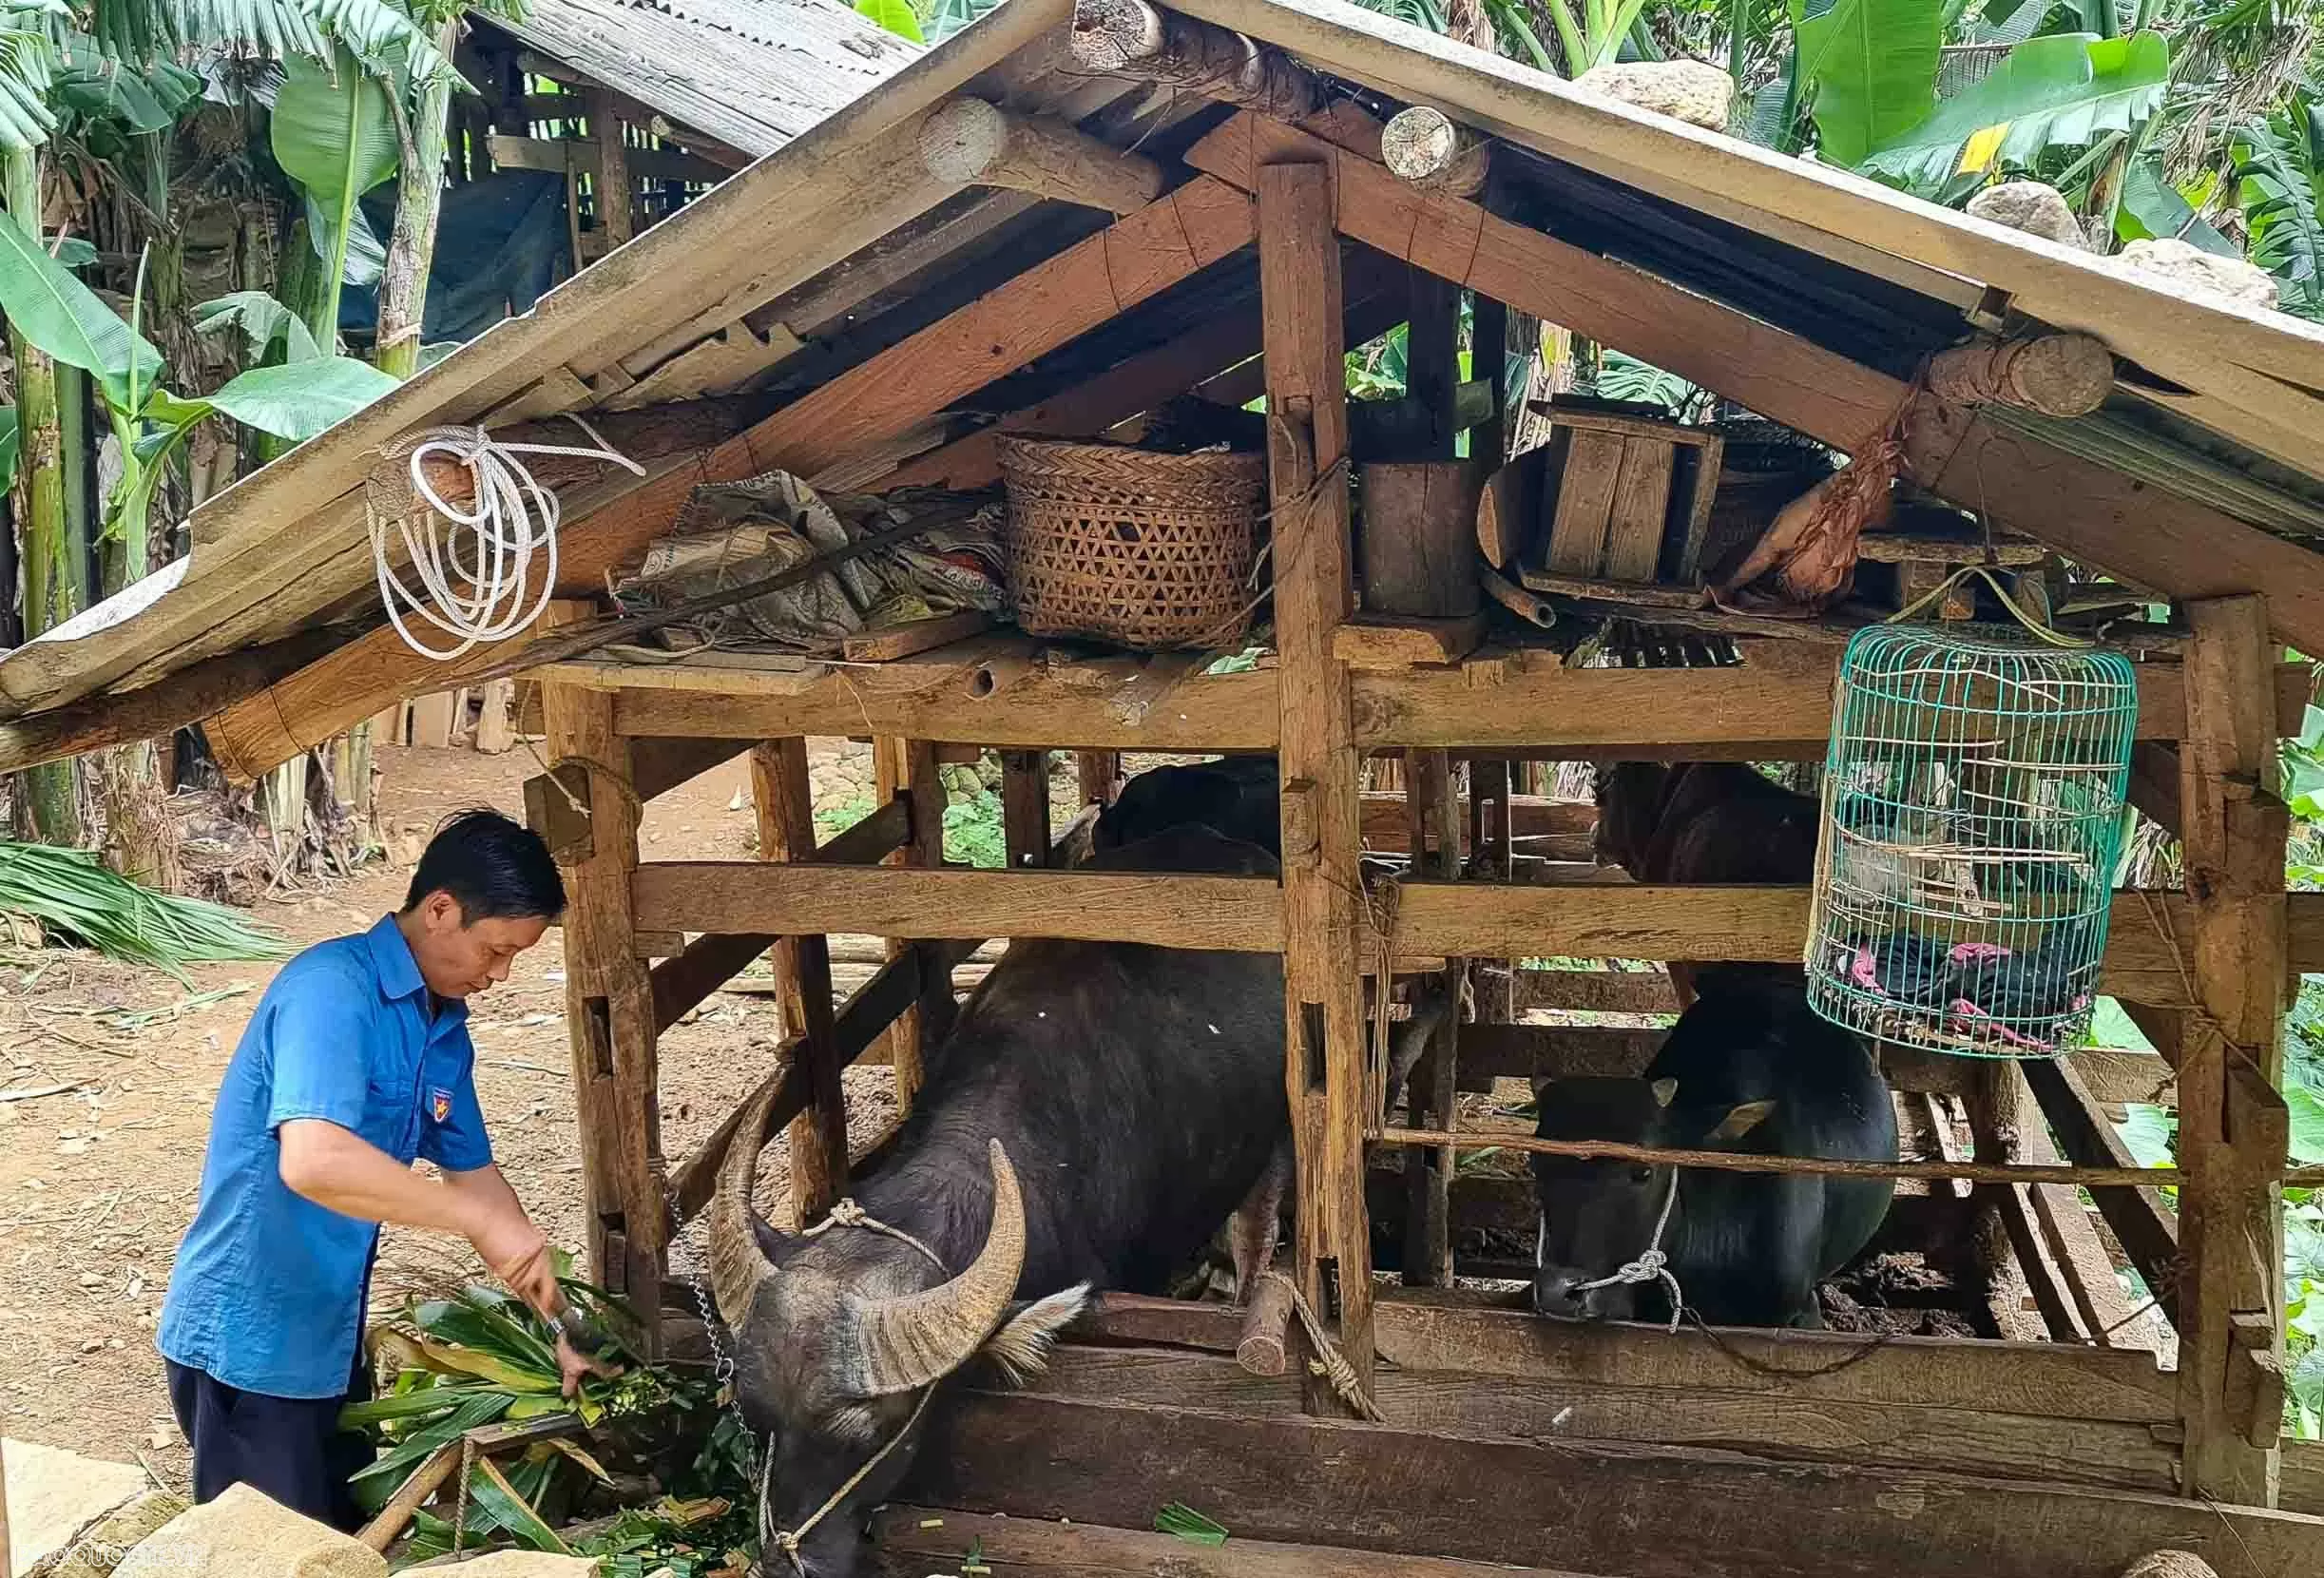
278, 1121, 543, 1269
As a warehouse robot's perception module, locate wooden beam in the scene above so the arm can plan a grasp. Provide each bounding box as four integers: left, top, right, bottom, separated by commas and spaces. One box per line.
2022, 1054, 2181, 1329
918, 97, 1164, 215
1926, 334, 2115, 419
2176, 594, 2291, 1504
631, 863, 2324, 996
1261, 158, 1375, 1409
562, 645, 2304, 756
542, 688, 663, 1351
1001, 749, 1051, 869
2130, 741, 2184, 837
486, 131, 726, 185
1181, 109, 2324, 660
902, 1389, 2324, 1578
874, 1509, 1568, 1578
590, 92, 635, 248
875, 738, 949, 1111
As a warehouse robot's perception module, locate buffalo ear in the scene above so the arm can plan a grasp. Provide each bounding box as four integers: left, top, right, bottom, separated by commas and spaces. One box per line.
1649, 1077, 1680, 1108
1705, 1099, 1777, 1142
1529, 1074, 1555, 1102
978, 1284, 1091, 1386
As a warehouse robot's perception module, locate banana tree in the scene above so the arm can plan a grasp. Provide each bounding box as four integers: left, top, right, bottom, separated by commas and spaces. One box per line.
272, 44, 400, 348
2233, 93, 2323, 321
1789, 0, 1942, 166
0, 213, 399, 579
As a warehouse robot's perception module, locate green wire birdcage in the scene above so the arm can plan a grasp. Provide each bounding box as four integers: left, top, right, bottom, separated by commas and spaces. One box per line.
1803, 620, 2139, 1058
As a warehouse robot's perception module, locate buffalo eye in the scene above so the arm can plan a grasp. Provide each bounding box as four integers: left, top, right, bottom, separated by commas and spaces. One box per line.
1630, 1166, 1655, 1184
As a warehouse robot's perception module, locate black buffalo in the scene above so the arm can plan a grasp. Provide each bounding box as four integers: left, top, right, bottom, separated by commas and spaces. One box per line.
1094, 755, 1281, 856
1529, 976, 1897, 1329
707, 826, 1291, 1578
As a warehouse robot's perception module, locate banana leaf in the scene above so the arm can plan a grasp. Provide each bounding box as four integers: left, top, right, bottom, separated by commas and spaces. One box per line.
467, 1455, 570, 1554
1860, 31, 2169, 190
1791, 0, 1941, 167
348, 1389, 511, 1483
0, 211, 164, 412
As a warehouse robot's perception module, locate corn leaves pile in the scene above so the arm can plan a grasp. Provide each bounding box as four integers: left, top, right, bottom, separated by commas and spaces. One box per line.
343, 1263, 756, 1571
0, 842, 289, 982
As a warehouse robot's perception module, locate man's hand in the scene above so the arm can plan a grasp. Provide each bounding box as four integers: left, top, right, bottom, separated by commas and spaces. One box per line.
553, 1331, 624, 1397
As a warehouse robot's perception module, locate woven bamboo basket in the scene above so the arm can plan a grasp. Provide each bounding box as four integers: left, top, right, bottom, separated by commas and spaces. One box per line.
994, 436, 1265, 650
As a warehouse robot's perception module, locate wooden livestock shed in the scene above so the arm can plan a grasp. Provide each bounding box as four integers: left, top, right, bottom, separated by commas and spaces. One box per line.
10, 1, 2324, 1575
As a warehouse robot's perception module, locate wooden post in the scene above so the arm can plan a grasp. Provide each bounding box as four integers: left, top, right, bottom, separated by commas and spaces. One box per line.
1401, 748, 1461, 1287
1380, 106, 1491, 198
753, 739, 848, 1223
1405, 263, 1460, 462
2176, 594, 2290, 1506
874, 737, 950, 1110
1966, 1055, 2043, 1341
1001, 750, 1051, 868
542, 683, 663, 1355
591, 91, 633, 249
1259, 159, 1375, 1407
1467, 757, 1515, 1022
1077, 749, 1123, 809
1472, 294, 1508, 471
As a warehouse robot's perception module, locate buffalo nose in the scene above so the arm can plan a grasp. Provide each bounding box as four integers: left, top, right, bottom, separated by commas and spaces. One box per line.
1532, 1272, 1586, 1318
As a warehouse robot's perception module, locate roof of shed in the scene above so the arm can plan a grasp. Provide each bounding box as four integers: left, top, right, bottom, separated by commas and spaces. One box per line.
475, 0, 923, 158
8, 0, 2324, 743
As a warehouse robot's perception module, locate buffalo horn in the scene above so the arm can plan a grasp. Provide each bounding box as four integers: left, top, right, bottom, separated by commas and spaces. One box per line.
707, 1077, 782, 1326
850, 1139, 1028, 1395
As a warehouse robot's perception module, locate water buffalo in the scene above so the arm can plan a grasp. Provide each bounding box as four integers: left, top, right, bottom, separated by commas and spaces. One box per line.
705, 825, 1291, 1578
1094, 755, 1281, 856
1529, 975, 1897, 1329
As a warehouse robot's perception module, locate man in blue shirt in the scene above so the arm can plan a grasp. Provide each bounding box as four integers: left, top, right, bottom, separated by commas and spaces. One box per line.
159, 809, 608, 1530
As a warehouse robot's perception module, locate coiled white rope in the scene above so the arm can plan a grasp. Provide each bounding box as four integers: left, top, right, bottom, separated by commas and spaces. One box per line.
1568, 1170, 1687, 1332
370, 414, 644, 660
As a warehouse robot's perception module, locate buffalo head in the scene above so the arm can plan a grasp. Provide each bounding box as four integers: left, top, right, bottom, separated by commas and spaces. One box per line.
707, 1087, 1085, 1578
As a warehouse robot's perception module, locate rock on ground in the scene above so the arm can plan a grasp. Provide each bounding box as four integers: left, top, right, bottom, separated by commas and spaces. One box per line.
1573, 61, 1734, 131
1965, 182, 2084, 249
2115, 238, 2280, 313
5, 1438, 151, 1574
109, 1484, 386, 1578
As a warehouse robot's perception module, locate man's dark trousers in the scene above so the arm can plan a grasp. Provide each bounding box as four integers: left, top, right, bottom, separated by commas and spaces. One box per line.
164, 1353, 375, 1531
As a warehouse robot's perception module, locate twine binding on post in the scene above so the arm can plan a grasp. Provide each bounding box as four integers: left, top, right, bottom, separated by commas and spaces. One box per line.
1262, 1270, 1384, 1422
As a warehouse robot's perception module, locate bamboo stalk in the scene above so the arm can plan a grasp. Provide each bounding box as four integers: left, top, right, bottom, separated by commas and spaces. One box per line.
6, 145, 80, 843
376, 20, 462, 380
1370, 1125, 2324, 1189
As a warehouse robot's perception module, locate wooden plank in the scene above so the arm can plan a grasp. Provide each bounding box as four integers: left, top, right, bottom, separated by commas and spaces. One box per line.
2021, 1055, 2181, 1329
1513, 966, 1677, 1013
1082, 1287, 2178, 1422
1261, 159, 1376, 1407
2130, 741, 2184, 837
411, 690, 460, 748
873, 1508, 1579, 1578
753, 739, 848, 1223
875, 738, 950, 1111
841, 609, 992, 663
1542, 429, 1623, 575
541, 687, 663, 1351
488, 130, 725, 185
1015, 1343, 2178, 1494
1402, 749, 1460, 1289
903, 1390, 2324, 1578
2177, 594, 2292, 1504
1601, 435, 1675, 583
1180, 107, 2324, 661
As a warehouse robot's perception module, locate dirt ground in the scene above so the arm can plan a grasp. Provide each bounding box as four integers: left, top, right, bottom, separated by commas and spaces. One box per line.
0, 741, 899, 1484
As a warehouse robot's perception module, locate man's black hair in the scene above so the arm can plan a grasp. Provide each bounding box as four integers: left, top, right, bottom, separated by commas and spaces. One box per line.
402, 808, 567, 921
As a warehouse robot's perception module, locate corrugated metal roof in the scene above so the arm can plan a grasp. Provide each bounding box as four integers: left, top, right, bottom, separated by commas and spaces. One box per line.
481, 0, 922, 156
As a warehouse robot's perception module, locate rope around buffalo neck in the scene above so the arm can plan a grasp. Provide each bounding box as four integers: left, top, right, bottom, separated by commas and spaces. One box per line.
370, 416, 643, 661
762, 1198, 950, 1574
1572, 1170, 1686, 1333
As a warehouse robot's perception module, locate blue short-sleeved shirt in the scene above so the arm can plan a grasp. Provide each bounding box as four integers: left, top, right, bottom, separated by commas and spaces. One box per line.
159, 915, 493, 1398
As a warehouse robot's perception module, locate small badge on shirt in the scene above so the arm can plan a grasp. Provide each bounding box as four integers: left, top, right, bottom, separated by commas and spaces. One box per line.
429, 1087, 453, 1124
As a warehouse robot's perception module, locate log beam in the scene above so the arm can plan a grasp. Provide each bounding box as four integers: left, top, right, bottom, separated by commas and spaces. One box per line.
2175, 594, 2290, 1505
1927, 334, 2115, 419
919, 97, 1164, 215
875, 738, 950, 1111
1067, 0, 1323, 118
1380, 106, 1490, 197
1260, 157, 1375, 1409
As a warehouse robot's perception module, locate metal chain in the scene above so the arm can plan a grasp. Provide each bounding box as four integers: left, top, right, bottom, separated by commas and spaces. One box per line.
660, 1174, 763, 1484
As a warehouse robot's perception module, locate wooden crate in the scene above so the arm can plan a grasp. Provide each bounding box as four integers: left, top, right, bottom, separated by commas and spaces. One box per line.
1514, 398, 1722, 594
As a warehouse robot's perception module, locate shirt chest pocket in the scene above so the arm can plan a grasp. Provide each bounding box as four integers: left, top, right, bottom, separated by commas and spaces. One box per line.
361, 1009, 427, 1159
